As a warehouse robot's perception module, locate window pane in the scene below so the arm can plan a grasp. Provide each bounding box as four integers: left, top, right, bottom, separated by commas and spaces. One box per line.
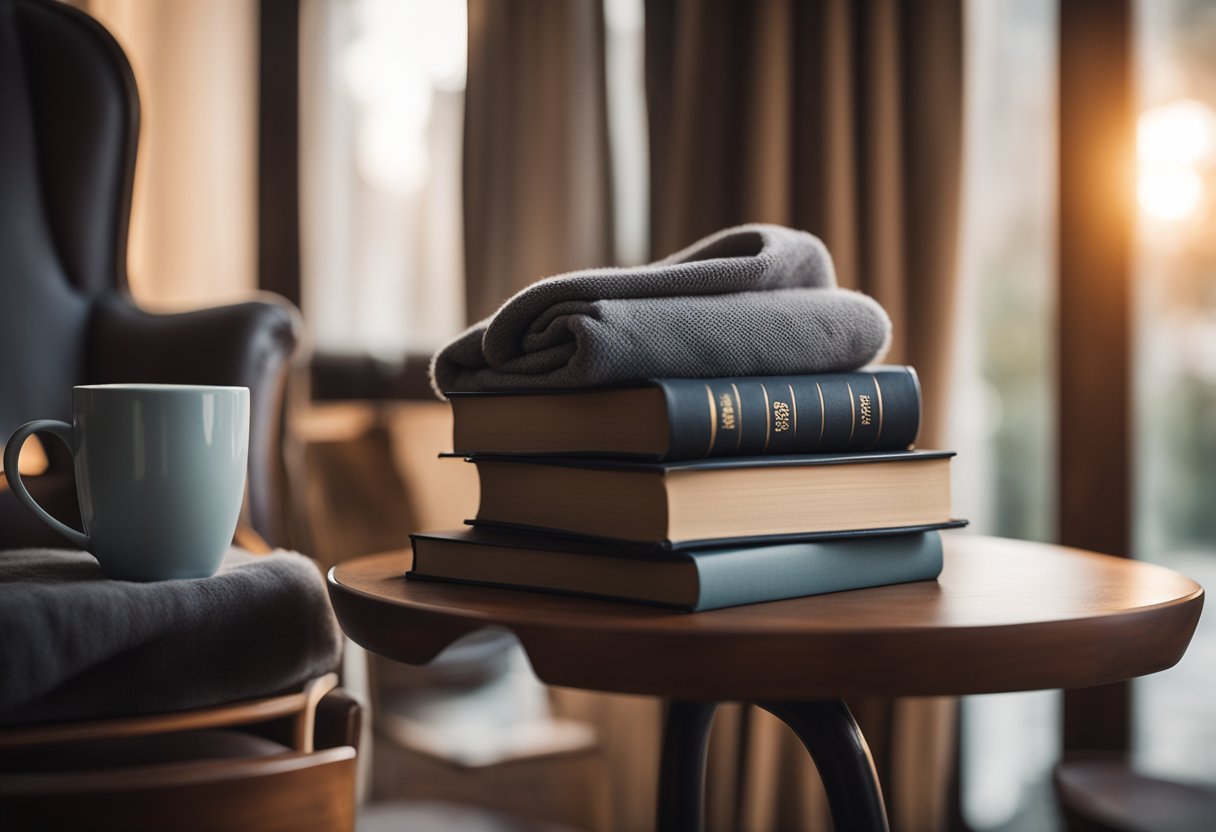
299, 0, 467, 358
953, 0, 1060, 828
1134, 0, 1216, 782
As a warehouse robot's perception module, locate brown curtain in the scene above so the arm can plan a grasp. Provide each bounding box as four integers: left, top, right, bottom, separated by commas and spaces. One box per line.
463, 0, 615, 323
646, 0, 964, 829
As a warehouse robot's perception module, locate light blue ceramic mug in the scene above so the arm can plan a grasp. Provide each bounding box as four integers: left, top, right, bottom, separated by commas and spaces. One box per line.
3, 384, 249, 581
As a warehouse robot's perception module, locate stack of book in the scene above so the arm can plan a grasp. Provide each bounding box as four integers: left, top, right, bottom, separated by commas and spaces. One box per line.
410, 367, 963, 611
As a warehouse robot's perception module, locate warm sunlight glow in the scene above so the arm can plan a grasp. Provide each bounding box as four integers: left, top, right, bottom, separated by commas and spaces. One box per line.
1139, 167, 1203, 221
1137, 100, 1216, 223
1138, 100, 1216, 166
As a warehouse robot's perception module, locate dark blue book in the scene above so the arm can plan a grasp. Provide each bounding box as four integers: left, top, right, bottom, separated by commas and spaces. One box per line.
448, 366, 920, 460
464, 449, 961, 548
408, 528, 945, 612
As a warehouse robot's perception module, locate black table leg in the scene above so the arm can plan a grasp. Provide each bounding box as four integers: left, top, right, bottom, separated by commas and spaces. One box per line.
760, 700, 890, 832
656, 699, 889, 832
656, 701, 718, 832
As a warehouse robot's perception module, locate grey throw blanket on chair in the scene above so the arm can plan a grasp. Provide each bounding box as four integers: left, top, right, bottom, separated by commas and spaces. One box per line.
0, 548, 343, 726
431, 224, 891, 395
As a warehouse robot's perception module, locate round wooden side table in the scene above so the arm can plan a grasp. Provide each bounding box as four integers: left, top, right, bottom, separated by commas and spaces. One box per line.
328, 535, 1204, 832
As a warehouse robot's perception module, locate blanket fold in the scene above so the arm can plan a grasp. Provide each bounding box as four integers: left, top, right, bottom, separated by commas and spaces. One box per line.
0, 547, 343, 726
432, 224, 891, 395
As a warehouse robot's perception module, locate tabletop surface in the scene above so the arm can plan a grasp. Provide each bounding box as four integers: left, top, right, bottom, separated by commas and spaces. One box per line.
328, 535, 1205, 699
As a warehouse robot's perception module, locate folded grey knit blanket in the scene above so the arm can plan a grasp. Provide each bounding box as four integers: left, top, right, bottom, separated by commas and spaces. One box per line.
0, 547, 343, 726
432, 224, 890, 395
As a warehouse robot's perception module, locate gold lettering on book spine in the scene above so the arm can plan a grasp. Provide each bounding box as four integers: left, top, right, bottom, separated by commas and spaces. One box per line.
705, 385, 717, 455
718, 392, 736, 430
761, 384, 772, 450
731, 383, 743, 450
815, 382, 825, 449
789, 383, 798, 438
868, 376, 885, 449
859, 394, 872, 425
847, 383, 856, 444
772, 400, 791, 434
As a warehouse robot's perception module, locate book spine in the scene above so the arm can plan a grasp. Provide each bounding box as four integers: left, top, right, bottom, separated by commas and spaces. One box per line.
659, 367, 921, 460
691, 531, 943, 611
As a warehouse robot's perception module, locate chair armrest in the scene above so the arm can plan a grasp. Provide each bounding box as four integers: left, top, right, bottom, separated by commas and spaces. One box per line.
86, 295, 301, 543
314, 689, 363, 752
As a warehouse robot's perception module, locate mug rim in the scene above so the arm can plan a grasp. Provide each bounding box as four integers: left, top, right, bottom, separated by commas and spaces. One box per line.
74, 384, 249, 393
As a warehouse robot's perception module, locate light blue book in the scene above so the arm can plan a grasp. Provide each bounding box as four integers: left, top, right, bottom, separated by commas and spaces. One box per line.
409, 528, 944, 612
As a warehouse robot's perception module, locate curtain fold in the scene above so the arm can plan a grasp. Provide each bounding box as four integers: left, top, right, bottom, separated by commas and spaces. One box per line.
645, 1, 965, 829
463, 0, 614, 323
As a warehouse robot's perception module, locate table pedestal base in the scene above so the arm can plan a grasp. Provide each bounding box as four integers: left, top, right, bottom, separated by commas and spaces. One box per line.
657, 700, 889, 832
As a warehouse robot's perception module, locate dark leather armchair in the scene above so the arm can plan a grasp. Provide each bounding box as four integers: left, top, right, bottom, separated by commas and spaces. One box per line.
0, 3, 359, 828
0, 0, 297, 549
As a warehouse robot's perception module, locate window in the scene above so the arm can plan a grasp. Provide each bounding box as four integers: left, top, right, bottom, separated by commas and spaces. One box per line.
1133, 0, 1216, 782
957, 1, 1216, 827
299, 0, 467, 359
952, 0, 1059, 827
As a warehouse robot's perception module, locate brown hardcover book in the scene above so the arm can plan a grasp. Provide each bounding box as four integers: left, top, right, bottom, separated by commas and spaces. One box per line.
465, 450, 957, 548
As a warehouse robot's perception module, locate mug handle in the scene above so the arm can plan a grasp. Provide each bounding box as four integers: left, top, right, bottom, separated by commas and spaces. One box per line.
3, 420, 91, 550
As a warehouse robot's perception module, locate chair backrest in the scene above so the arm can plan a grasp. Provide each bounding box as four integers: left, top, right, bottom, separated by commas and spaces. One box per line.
0, 0, 139, 440
0, 1, 301, 548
